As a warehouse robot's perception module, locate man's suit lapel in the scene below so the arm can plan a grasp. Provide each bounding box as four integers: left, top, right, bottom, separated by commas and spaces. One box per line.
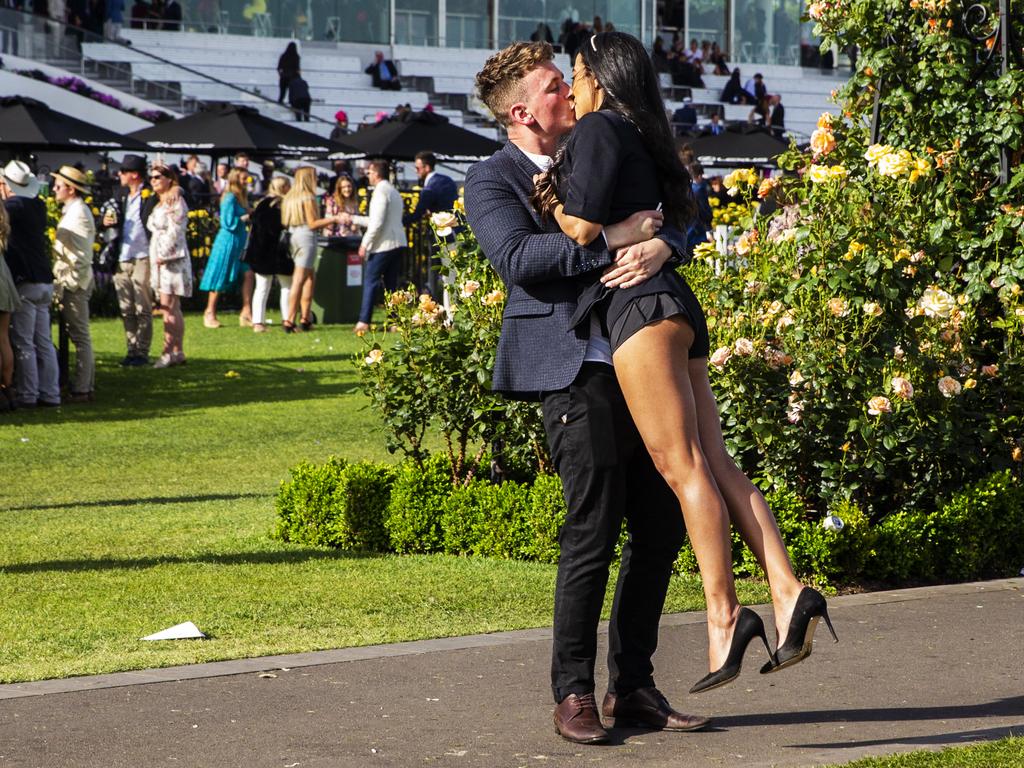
502, 142, 553, 232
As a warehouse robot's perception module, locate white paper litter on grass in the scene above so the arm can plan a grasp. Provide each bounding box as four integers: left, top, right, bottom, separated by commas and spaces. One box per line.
141, 621, 207, 641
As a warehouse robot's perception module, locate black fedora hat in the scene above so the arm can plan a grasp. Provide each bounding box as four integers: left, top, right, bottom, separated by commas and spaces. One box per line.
119, 154, 148, 173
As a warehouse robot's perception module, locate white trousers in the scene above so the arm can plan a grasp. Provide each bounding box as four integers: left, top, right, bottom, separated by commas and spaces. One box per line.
251, 273, 292, 325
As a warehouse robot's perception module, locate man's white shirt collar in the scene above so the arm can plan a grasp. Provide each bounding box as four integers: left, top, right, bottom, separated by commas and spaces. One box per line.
521, 149, 553, 171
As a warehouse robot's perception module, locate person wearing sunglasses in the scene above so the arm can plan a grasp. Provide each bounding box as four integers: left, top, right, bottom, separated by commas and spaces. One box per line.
146, 164, 192, 368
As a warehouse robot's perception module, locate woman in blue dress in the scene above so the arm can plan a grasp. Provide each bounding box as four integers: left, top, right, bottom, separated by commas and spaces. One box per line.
200, 168, 250, 328
533, 32, 836, 695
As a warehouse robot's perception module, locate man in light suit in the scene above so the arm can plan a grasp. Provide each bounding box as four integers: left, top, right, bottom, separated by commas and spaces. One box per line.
50, 165, 97, 402
465, 42, 709, 745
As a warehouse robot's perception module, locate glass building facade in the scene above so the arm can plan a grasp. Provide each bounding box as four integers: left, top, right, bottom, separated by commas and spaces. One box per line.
154, 1, 816, 65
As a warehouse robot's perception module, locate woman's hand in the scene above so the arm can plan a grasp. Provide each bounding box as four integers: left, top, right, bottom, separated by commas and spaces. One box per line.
604, 209, 663, 250
600, 238, 672, 289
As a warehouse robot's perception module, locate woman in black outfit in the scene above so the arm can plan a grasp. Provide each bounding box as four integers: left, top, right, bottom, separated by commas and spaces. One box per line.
533, 31, 835, 694
720, 68, 750, 104
277, 42, 300, 104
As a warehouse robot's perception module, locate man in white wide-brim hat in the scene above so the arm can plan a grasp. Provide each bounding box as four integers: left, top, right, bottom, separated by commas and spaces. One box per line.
0, 160, 61, 408
50, 165, 97, 403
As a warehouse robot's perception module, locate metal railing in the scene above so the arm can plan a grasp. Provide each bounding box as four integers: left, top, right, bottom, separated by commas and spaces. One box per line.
0, 7, 333, 126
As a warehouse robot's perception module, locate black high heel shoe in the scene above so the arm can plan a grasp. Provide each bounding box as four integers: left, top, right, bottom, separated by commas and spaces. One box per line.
690, 607, 771, 694
760, 587, 838, 674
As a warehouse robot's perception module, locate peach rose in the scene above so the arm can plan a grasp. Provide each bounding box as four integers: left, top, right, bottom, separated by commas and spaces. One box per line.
867, 396, 892, 416
891, 376, 914, 400
710, 346, 732, 370
937, 376, 962, 398
734, 337, 755, 356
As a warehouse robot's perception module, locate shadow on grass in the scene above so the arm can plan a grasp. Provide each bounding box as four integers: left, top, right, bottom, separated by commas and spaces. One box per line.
0, 547, 383, 574
1, 357, 365, 425
5, 492, 270, 513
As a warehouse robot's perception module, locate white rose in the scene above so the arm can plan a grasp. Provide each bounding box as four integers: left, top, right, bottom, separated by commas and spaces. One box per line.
364, 348, 384, 365
822, 514, 845, 532
862, 302, 883, 317
917, 286, 956, 318
789, 369, 805, 386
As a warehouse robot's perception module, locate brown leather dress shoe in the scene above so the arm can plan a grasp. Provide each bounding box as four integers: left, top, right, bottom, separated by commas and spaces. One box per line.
602, 688, 710, 731
553, 693, 610, 744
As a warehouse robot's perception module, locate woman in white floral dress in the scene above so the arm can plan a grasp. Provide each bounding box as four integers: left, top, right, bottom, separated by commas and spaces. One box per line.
147, 164, 193, 368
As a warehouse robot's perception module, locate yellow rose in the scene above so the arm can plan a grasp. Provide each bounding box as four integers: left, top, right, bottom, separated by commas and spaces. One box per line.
388, 290, 412, 306
864, 143, 891, 166
828, 165, 848, 179
817, 112, 834, 130
808, 164, 832, 184
482, 289, 505, 307
877, 148, 913, 177
364, 348, 384, 365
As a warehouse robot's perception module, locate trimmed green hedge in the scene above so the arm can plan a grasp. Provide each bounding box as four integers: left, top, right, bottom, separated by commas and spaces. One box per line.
273, 459, 1024, 585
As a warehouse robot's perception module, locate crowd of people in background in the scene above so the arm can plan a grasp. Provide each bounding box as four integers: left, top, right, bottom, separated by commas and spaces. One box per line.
0, 147, 460, 412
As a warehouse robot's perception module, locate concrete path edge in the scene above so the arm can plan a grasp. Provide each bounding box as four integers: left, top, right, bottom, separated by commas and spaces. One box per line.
2, 577, 1020, 701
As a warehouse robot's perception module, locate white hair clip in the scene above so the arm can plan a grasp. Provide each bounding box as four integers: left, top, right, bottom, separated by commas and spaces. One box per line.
590, 35, 598, 52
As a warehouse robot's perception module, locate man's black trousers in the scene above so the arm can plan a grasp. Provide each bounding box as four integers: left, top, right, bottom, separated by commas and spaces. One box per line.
541, 362, 685, 703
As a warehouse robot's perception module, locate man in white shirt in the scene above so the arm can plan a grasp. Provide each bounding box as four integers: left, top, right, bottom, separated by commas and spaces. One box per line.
50, 166, 97, 402
347, 160, 406, 333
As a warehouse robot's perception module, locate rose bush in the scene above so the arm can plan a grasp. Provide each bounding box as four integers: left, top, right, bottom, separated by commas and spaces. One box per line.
356, 213, 550, 485
687, 0, 1024, 521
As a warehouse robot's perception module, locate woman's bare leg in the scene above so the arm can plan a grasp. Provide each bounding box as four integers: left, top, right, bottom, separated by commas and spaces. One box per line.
285, 267, 311, 326
240, 270, 255, 323
300, 271, 315, 323
688, 360, 805, 645
612, 317, 740, 671
161, 293, 183, 355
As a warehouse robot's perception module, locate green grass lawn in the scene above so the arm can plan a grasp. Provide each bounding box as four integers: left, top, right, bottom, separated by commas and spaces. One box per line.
0, 314, 769, 683
829, 737, 1024, 767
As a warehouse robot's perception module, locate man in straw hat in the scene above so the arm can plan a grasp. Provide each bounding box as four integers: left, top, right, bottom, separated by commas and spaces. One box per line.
50, 165, 97, 403
0, 160, 61, 408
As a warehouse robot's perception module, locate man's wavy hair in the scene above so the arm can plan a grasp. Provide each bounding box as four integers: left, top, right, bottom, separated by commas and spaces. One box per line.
475, 41, 554, 127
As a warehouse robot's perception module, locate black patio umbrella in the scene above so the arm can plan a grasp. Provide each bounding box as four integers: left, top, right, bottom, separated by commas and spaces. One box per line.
331, 110, 502, 162
127, 103, 358, 157
0, 96, 149, 152
684, 126, 789, 168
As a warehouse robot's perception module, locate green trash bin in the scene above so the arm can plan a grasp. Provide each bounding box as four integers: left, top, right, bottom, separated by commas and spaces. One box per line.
312, 237, 364, 324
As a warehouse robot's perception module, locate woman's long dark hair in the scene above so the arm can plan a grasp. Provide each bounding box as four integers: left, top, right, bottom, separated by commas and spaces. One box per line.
534, 31, 696, 229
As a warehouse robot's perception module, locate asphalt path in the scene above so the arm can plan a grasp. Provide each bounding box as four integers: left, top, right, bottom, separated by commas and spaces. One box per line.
1, 579, 1022, 767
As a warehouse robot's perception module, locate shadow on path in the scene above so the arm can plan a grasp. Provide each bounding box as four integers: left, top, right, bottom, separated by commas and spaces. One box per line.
793, 723, 1024, 750
713, 696, 1024, 729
